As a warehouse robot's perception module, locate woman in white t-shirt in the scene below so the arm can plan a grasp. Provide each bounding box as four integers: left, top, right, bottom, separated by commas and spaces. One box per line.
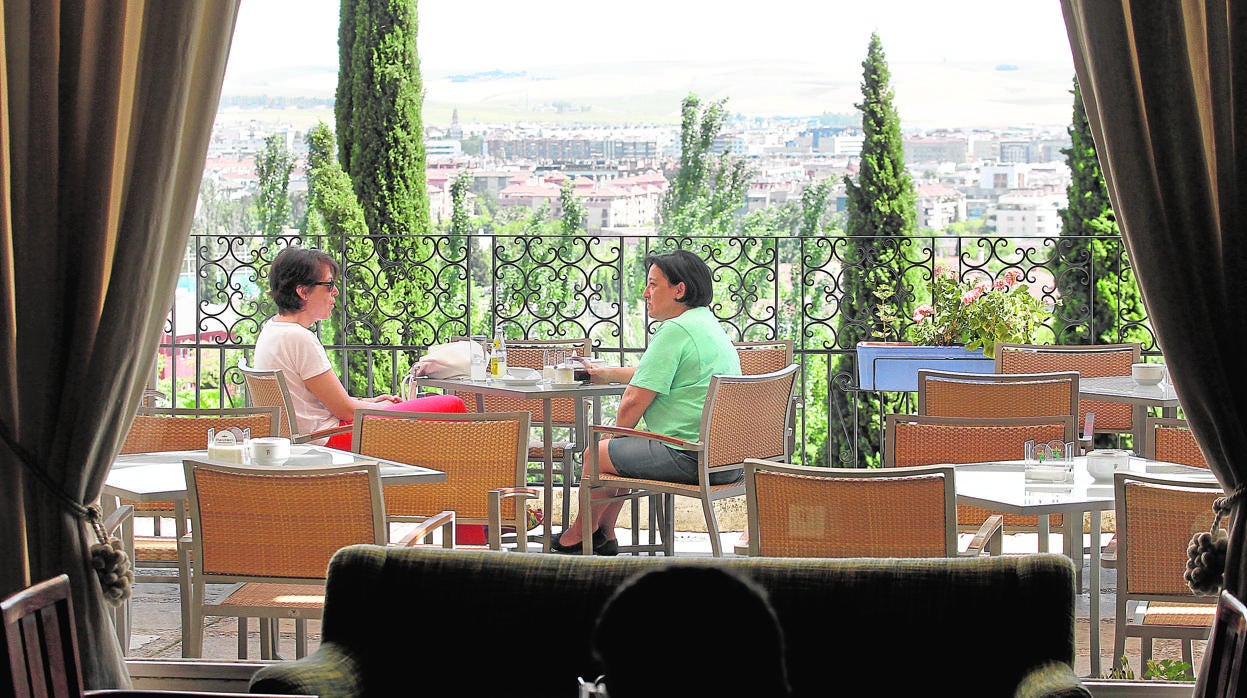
252, 246, 465, 449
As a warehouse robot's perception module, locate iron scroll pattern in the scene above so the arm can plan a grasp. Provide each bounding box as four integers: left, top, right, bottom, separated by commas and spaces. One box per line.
163, 232, 1149, 465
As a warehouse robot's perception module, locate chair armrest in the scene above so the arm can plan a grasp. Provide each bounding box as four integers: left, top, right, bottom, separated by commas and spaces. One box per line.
248, 642, 365, 697
588, 424, 700, 449
296, 423, 355, 444
961, 514, 1004, 556
1012, 661, 1091, 698
392, 510, 456, 548
487, 487, 540, 552
101, 505, 134, 536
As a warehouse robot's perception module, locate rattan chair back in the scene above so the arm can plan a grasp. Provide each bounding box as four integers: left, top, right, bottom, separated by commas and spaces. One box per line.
917, 369, 1079, 421
184, 460, 386, 580
733, 340, 793, 376
1145, 417, 1209, 469
352, 410, 530, 524
702, 364, 799, 469
237, 359, 301, 441
121, 407, 280, 455
995, 342, 1140, 434
744, 460, 955, 557
885, 413, 1075, 530
451, 337, 589, 424
1112, 470, 1225, 673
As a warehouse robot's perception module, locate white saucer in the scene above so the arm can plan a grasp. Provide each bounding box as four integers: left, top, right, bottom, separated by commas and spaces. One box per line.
494, 375, 542, 386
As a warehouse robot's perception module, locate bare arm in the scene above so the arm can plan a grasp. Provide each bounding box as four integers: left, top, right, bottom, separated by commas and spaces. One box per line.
585, 364, 635, 385
614, 384, 657, 430
304, 369, 399, 422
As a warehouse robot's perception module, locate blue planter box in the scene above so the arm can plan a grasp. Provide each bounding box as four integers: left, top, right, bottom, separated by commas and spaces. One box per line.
856, 342, 994, 392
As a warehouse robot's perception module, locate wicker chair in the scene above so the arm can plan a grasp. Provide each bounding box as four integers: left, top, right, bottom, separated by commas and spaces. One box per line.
580, 364, 800, 557
995, 342, 1141, 444
181, 460, 452, 659
743, 459, 1003, 558
1111, 471, 1225, 677
116, 406, 282, 651
236, 358, 353, 444
351, 409, 539, 550
1144, 417, 1209, 469
451, 336, 589, 529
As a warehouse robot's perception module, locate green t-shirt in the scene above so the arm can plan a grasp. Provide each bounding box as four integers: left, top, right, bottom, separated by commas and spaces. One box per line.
629, 306, 742, 445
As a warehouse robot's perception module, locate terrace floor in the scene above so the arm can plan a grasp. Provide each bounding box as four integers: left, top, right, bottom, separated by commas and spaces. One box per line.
121, 524, 1205, 682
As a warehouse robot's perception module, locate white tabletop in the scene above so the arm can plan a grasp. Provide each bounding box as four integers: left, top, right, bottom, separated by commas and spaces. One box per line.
1078, 375, 1182, 407
956, 456, 1214, 514
104, 445, 446, 502
413, 376, 628, 398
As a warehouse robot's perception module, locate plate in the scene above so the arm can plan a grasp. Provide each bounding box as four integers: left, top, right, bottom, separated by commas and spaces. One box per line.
493, 375, 542, 386
550, 382, 587, 388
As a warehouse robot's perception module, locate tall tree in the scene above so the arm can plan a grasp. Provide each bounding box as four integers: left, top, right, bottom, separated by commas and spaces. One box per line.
828, 33, 916, 466
660, 93, 751, 237
559, 179, 587, 236
1056, 78, 1147, 345
336, 0, 429, 241
254, 133, 294, 237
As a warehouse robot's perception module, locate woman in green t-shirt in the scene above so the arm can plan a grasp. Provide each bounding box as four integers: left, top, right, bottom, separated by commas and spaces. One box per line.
551, 250, 741, 555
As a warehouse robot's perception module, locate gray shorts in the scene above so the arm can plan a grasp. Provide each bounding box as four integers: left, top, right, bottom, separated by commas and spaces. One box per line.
607, 436, 739, 486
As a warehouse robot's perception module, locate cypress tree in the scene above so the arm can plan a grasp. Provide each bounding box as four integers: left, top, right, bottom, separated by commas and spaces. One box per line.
827, 32, 915, 466
336, 0, 429, 242
254, 133, 294, 238
1056, 78, 1146, 345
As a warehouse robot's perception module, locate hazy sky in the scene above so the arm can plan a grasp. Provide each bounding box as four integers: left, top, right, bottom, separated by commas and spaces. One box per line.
226, 0, 1073, 77
223, 1, 1077, 126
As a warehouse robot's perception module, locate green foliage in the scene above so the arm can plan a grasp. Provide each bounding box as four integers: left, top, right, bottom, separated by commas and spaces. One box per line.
305, 122, 368, 238
254, 133, 294, 237
896, 269, 1052, 357
559, 180, 587, 236
829, 32, 915, 467
337, 0, 429, 240
1056, 78, 1148, 346
1144, 659, 1195, 681
449, 170, 474, 236
660, 93, 751, 236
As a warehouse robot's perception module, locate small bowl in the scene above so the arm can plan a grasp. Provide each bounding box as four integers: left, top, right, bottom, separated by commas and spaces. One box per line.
251, 436, 292, 466
1086, 449, 1130, 482
1131, 363, 1165, 386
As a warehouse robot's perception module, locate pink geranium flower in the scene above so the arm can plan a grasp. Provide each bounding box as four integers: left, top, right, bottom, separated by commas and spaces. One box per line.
912, 305, 934, 323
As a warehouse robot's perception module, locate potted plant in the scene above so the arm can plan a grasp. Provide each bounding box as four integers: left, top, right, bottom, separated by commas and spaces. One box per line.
857, 268, 1054, 391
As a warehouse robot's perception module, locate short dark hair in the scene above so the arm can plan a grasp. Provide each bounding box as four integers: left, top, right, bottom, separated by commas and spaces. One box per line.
268, 246, 340, 314
643, 249, 713, 307
593, 566, 790, 697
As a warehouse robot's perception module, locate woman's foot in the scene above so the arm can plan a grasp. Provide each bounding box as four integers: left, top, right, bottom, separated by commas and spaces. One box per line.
592, 528, 619, 556
550, 529, 585, 554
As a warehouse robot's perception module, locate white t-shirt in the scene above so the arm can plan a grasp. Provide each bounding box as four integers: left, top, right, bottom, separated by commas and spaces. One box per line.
252, 319, 339, 438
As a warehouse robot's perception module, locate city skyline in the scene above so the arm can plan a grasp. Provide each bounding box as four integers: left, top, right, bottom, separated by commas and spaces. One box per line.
223, 1, 1079, 129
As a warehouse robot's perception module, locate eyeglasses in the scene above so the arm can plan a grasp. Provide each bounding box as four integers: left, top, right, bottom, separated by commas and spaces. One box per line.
308, 281, 336, 288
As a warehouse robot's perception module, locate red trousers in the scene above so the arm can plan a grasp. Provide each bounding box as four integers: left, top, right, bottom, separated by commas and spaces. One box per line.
323, 393, 467, 450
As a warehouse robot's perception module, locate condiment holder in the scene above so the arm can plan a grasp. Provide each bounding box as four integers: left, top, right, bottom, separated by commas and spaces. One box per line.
1023, 438, 1076, 483
1131, 362, 1165, 386
207, 428, 249, 464
251, 436, 292, 466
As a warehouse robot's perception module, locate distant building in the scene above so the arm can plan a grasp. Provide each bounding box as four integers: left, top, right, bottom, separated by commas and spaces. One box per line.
904, 137, 969, 165
986, 186, 1066, 236
915, 183, 966, 230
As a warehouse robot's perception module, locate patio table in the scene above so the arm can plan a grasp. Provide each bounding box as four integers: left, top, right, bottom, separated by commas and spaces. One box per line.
955, 455, 1214, 677
1078, 375, 1181, 447
101, 444, 445, 655
412, 376, 627, 552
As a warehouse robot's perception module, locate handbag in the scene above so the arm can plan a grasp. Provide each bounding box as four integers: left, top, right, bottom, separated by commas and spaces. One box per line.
411, 340, 484, 380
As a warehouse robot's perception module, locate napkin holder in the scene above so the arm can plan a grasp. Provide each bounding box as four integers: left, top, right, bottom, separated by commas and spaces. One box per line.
207, 427, 250, 464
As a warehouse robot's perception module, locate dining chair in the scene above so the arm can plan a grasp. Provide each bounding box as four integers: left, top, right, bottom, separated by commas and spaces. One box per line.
885, 413, 1075, 554
580, 364, 800, 557
742, 459, 1003, 558
995, 342, 1141, 445
1193, 589, 1247, 697
351, 409, 538, 550
1143, 417, 1209, 469
452, 336, 589, 529
1111, 470, 1225, 677
1, 573, 293, 698
181, 460, 453, 659
236, 358, 353, 444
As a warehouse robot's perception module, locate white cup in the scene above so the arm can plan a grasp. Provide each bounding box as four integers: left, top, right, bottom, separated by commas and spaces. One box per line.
1131, 363, 1165, 386
1086, 449, 1130, 482
251, 436, 292, 466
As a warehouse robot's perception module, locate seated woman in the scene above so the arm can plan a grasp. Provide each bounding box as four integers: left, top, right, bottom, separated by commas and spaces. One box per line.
551, 249, 741, 554
253, 246, 465, 450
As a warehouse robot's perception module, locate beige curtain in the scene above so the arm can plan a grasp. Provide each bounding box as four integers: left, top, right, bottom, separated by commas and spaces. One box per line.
1, 0, 239, 688
1061, 0, 1247, 685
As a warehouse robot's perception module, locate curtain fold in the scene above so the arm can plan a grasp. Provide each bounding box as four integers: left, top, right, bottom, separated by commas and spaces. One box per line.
1, 0, 238, 688
1060, 0, 1247, 681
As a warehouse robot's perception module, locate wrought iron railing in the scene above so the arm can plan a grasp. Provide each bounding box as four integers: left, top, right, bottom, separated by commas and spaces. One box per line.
160, 232, 1154, 466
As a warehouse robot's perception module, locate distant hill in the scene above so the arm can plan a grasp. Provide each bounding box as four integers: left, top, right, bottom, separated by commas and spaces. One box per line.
220, 58, 1075, 129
